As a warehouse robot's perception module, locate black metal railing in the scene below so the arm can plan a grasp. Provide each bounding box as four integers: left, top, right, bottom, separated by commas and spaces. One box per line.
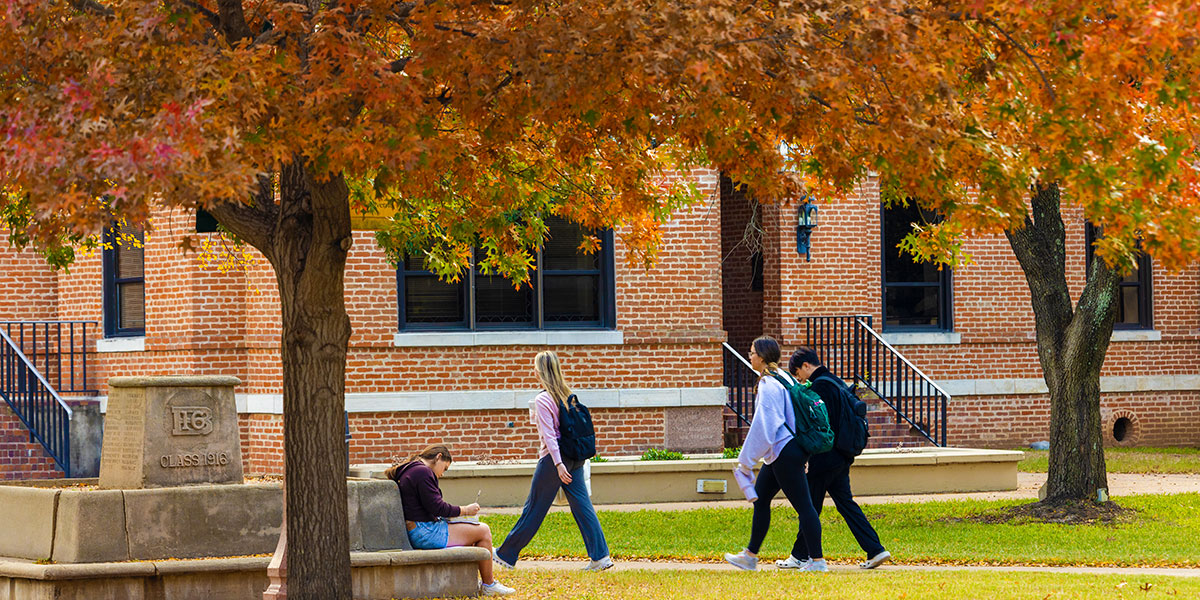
722, 342, 759, 430
0, 321, 97, 395
798, 315, 949, 447
802, 315, 873, 383
0, 329, 72, 475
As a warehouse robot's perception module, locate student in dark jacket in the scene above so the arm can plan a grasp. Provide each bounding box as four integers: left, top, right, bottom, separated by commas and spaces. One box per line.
386, 445, 514, 596
781, 347, 891, 570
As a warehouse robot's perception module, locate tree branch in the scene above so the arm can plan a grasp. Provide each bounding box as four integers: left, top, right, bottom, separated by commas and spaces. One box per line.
170, 0, 221, 30
68, 0, 114, 17
982, 18, 1056, 103
217, 0, 254, 45
206, 174, 278, 255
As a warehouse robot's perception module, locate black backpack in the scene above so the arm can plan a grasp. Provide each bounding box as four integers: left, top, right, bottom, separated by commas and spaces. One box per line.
815, 375, 870, 458
556, 394, 596, 461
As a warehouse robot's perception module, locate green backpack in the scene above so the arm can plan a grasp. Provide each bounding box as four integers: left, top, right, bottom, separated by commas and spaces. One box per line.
770, 372, 835, 456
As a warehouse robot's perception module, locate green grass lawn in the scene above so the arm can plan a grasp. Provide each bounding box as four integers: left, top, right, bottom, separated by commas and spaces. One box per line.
1018, 447, 1200, 473
482, 493, 1200, 567
466, 570, 1200, 600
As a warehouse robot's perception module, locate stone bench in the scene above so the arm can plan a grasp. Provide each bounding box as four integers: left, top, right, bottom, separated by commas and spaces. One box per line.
0, 548, 489, 600
0, 479, 413, 563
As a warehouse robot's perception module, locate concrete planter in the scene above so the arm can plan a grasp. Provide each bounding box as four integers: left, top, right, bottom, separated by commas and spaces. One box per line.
353, 447, 1023, 506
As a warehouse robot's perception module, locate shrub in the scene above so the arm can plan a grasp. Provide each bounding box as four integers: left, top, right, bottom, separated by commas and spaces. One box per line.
590, 455, 608, 463
641, 448, 685, 461
722, 446, 741, 459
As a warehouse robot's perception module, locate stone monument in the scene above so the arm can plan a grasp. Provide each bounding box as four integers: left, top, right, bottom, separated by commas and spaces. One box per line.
99, 375, 244, 489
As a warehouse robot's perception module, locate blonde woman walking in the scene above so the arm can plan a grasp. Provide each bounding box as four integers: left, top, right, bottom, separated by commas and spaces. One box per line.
492, 351, 614, 571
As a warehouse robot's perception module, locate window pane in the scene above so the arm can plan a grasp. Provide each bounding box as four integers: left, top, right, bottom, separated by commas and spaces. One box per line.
118, 281, 145, 330
1119, 284, 1140, 325
885, 285, 941, 328
115, 225, 144, 280
883, 204, 940, 283
542, 216, 599, 271
475, 274, 533, 324
404, 254, 436, 272
405, 276, 464, 323
544, 275, 599, 323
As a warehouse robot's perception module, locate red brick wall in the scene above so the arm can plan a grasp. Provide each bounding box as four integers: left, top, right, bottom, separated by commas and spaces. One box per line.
752, 176, 1200, 448
949, 391, 1200, 448
37, 169, 725, 471
0, 403, 63, 479
0, 231, 59, 322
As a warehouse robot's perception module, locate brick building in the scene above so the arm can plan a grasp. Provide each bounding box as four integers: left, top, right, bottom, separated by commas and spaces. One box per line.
1, 169, 1197, 479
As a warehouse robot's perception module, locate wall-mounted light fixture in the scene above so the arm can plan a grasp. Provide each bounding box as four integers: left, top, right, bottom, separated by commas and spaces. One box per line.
795, 198, 818, 261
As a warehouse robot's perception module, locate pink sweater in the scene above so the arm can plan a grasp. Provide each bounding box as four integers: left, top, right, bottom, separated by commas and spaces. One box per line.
532, 391, 563, 465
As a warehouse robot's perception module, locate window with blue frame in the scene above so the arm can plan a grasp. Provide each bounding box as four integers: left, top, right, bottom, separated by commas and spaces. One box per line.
102, 223, 146, 337
881, 202, 953, 331
397, 216, 615, 330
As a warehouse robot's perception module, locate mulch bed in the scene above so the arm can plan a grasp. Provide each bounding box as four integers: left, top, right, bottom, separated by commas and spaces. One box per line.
953, 499, 1138, 525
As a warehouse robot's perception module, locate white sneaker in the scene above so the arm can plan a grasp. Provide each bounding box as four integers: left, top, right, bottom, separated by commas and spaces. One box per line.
723, 550, 758, 571
859, 550, 891, 569
775, 555, 811, 569
582, 555, 615, 571
481, 581, 516, 596
491, 548, 515, 570
801, 559, 828, 573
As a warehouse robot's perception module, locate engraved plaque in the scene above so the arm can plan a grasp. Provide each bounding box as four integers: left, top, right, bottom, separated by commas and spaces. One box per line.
99, 376, 243, 489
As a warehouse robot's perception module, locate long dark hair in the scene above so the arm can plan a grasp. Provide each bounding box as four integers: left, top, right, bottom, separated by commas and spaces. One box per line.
384, 444, 453, 481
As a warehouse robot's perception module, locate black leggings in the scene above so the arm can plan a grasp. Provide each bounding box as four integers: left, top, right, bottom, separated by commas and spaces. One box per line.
747, 438, 823, 559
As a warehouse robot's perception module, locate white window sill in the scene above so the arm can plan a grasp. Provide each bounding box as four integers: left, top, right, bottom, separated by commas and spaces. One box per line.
880, 331, 961, 346
96, 336, 145, 353
393, 330, 624, 347
1110, 329, 1161, 342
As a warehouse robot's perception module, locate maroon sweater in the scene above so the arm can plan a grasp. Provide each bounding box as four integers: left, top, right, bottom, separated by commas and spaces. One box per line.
391, 461, 461, 522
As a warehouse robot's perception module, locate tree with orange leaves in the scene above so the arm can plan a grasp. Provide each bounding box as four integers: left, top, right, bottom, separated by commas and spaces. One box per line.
0, 1, 813, 597
783, 2, 1200, 507
2, 0, 1199, 596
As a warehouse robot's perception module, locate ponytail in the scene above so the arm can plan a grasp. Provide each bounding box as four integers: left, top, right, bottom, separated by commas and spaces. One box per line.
751, 336, 782, 380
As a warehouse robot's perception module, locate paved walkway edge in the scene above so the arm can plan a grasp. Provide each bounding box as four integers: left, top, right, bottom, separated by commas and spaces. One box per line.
511, 559, 1200, 578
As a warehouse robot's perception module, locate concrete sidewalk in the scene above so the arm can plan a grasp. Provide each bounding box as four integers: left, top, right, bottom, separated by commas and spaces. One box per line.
511, 559, 1200, 578
484, 472, 1200, 515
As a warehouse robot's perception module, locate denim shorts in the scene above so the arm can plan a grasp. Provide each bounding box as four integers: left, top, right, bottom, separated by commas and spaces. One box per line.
408, 520, 449, 549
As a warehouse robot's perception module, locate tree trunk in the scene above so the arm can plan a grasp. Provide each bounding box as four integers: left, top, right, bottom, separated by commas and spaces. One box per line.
268, 162, 354, 599
1005, 183, 1121, 503
210, 160, 355, 598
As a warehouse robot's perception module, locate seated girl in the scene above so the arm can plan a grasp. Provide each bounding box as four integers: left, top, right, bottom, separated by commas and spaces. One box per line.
386, 444, 514, 596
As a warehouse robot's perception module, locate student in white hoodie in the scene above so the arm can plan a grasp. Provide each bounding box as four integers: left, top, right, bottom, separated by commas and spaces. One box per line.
724, 336, 827, 572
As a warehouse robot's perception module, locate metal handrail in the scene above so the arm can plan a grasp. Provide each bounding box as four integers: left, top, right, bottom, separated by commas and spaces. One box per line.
853, 318, 951, 399
0, 320, 97, 395
0, 329, 73, 475
721, 342, 759, 430
0, 330, 73, 413
722, 342, 756, 372
798, 315, 950, 447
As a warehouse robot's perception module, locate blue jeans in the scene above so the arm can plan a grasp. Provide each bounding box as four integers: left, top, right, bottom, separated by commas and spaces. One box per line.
495, 455, 609, 565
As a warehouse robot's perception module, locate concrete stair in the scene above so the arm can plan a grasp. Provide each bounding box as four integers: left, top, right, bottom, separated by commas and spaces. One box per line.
0, 403, 64, 480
